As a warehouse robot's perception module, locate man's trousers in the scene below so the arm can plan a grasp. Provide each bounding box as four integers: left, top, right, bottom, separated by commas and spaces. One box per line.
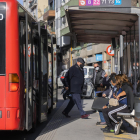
63, 93, 86, 116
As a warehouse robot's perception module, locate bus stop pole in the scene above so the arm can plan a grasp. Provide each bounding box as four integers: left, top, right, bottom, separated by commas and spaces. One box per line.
120, 35, 123, 74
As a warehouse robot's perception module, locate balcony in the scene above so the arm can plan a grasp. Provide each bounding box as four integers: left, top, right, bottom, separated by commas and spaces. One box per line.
29, 0, 37, 9
47, 25, 55, 35
43, 5, 55, 21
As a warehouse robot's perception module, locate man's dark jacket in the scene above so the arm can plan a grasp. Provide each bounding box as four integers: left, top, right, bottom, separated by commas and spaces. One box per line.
92, 67, 105, 86
64, 64, 84, 94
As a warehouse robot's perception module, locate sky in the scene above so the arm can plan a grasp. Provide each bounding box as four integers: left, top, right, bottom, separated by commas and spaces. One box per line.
17, 0, 23, 5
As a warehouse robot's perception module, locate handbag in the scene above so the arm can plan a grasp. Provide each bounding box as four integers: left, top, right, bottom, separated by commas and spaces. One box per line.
109, 97, 126, 106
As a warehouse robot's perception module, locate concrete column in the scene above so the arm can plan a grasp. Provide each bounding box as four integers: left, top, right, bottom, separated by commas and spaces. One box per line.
120, 35, 123, 74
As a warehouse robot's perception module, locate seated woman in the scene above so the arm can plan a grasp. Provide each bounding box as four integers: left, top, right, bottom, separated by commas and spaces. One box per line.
96, 73, 117, 126
102, 74, 133, 135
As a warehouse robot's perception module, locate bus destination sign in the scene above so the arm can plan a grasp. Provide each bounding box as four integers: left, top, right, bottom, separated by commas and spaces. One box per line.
79, 0, 123, 6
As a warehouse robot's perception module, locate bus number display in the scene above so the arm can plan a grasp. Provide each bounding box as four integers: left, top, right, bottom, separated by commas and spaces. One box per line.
0, 14, 3, 20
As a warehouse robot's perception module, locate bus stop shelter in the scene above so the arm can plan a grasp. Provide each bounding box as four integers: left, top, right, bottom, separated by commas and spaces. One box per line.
64, 0, 140, 93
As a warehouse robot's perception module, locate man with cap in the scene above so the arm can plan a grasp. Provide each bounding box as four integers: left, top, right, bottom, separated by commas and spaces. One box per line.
62, 58, 90, 119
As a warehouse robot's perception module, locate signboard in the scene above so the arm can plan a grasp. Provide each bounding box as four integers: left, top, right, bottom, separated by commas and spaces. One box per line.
86, 57, 96, 64
79, 0, 131, 7
106, 45, 114, 56
96, 54, 103, 61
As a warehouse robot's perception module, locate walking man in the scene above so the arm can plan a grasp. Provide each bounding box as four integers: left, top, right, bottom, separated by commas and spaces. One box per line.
62, 58, 90, 119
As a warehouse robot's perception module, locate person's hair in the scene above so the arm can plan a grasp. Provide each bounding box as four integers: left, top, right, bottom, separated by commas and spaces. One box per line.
115, 74, 123, 90
94, 63, 98, 66
109, 73, 116, 83
115, 74, 133, 90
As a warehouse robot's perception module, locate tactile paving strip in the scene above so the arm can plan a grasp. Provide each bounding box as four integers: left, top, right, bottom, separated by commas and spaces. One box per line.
36, 100, 69, 140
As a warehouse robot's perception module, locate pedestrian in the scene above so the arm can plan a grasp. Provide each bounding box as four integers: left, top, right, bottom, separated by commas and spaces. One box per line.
62, 58, 90, 119
92, 63, 107, 97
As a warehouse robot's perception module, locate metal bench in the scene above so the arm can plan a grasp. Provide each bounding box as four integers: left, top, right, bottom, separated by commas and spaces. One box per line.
117, 110, 138, 134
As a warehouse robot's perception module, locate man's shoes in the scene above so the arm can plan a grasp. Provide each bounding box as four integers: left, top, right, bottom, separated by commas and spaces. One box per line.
62, 111, 71, 118
101, 126, 109, 131
81, 114, 90, 119
96, 122, 106, 126
114, 120, 123, 135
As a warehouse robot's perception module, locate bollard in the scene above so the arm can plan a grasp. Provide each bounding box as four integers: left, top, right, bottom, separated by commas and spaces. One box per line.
134, 97, 140, 137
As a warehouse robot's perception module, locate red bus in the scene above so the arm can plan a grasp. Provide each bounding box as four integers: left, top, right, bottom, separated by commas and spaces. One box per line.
0, 0, 52, 131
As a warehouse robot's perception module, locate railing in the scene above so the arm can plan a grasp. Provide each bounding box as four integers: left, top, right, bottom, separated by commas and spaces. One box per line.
44, 5, 55, 13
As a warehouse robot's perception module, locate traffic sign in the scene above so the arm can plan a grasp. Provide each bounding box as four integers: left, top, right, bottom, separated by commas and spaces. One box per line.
106, 45, 114, 56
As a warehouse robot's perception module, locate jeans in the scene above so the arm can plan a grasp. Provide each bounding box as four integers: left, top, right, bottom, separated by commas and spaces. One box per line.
94, 89, 97, 97
63, 93, 86, 116
99, 111, 105, 122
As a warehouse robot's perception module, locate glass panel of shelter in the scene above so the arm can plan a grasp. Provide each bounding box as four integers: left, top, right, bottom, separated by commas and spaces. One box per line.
122, 20, 139, 94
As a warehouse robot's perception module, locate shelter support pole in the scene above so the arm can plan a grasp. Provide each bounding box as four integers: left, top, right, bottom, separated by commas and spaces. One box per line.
51, 36, 54, 109
134, 24, 137, 94
120, 35, 123, 74
138, 15, 140, 80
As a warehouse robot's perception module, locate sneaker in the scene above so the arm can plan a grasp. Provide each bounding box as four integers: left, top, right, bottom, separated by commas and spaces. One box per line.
101, 126, 109, 131
96, 122, 106, 126
81, 114, 90, 119
103, 128, 114, 133
114, 120, 123, 135
62, 111, 71, 118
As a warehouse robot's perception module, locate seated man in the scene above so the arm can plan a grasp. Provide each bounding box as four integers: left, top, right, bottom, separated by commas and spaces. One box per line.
102, 74, 133, 135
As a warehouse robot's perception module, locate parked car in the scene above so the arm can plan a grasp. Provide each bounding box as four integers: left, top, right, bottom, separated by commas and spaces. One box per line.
57, 70, 68, 88
82, 66, 94, 99
83, 66, 94, 78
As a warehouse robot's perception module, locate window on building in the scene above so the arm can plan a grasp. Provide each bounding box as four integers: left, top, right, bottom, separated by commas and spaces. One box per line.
61, 16, 66, 25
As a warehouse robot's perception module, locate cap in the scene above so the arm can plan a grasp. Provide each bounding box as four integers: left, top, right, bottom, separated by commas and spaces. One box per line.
77, 58, 85, 64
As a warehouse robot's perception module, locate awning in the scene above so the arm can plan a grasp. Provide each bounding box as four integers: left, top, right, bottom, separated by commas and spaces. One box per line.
64, 6, 139, 43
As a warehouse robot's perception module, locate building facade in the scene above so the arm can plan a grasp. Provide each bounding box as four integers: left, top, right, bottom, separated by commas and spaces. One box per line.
23, 0, 48, 20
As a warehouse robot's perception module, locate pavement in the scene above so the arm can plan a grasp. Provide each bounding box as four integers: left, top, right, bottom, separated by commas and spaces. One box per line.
0, 89, 139, 140
35, 91, 138, 140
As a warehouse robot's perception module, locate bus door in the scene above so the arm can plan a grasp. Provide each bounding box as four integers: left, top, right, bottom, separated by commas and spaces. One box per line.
38, 23, 48, 122
32, 29, 40, 123
25, 13, 33, 130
